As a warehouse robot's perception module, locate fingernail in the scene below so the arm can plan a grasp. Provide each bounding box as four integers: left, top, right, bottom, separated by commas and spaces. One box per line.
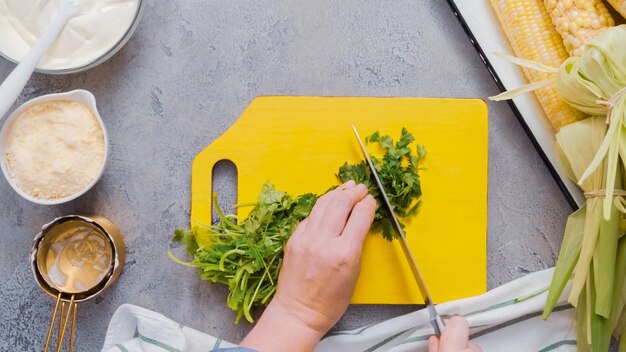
366, 194, 376, 202
342, 180, 356, 187
356, 183, 367, 191
428, 336, 437, 351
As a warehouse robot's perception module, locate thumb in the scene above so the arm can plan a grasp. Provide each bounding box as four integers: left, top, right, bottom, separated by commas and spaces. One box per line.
439, 316, 470, 352
428, 336, 440, 352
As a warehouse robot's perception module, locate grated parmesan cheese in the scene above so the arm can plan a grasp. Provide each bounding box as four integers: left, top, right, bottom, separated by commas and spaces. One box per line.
5, 100, 105, 199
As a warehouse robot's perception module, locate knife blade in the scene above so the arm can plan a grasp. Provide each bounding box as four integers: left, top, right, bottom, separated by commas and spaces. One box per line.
351, 125, 445, 336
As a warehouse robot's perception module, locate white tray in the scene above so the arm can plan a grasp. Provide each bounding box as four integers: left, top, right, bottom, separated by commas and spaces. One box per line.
447, 0, 585, 208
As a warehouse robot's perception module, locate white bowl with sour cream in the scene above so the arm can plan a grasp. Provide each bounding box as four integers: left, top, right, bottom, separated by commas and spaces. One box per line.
0, 89, 108, 205
0, 0, 144, 74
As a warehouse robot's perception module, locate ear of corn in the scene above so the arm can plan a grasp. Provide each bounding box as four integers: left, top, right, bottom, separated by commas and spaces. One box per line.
607, 0, 626, 20
488, 0, 586, 130
544, 0, 615, 57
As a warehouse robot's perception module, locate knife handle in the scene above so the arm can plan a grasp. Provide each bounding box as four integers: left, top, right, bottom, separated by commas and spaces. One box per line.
432, 314, 446, 337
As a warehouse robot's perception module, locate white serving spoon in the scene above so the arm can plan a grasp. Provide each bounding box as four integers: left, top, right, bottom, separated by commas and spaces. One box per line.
0, 0, 82, 120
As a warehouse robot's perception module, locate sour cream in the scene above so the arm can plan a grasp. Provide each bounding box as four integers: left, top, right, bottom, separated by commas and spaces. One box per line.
0, 0, 140, 70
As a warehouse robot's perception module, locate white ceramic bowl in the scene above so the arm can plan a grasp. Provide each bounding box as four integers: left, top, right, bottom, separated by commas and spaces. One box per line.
0, 0, 144, 74
0, 89, 109, 205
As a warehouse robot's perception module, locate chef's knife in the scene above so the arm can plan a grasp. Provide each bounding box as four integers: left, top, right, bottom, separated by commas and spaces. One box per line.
352, 125, 445, 336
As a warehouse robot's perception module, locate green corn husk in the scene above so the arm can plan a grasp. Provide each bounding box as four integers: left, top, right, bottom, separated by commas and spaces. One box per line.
607, 236, 626, 339
589, 269, 610, 352
578, 286, 590, 352
547, 27, 626, 350
542, 203, 585, 318
555, 25, 626, 221
491, 25, 626, 351
544, 116, 623, 349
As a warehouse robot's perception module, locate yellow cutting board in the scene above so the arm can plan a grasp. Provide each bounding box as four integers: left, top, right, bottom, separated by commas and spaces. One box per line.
191, 96, 488, 304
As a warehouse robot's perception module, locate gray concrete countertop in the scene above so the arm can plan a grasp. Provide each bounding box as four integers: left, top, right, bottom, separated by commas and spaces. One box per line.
0, 1, 572, 350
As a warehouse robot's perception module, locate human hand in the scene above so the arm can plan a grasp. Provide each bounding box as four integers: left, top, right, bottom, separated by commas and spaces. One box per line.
273, 180, 376, 333
240, 180, 376, 352
428, 316, 481, 352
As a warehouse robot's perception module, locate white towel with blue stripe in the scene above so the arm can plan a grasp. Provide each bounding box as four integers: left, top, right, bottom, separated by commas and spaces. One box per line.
102, 268, 576, 352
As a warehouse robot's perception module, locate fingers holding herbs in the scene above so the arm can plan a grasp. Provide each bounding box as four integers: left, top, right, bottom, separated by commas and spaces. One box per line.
273, 185, 376, 334
241, 188, 376, 351
302, 181, 369, 240
300, 180, 353, 238
341, 194, 377, 253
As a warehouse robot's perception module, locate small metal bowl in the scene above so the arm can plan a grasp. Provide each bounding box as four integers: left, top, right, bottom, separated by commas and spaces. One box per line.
30, 215, 125, 302
30, 215, 124, 351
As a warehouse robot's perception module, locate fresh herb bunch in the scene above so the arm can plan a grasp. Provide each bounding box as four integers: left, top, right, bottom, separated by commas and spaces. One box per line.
337, 127, 425, 240
172, 185, 317, 323
172, 128, 425, 323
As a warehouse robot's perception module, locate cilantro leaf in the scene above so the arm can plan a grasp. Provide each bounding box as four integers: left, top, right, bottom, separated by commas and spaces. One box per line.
337, 128, 424, 240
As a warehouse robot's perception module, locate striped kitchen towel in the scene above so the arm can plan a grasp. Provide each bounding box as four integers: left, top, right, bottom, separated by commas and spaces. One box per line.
317, 267, 575, 352
102, 268, 576, 352
101, 303, 238, 352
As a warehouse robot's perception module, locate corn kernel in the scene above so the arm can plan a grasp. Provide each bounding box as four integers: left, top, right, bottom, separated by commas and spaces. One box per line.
544, 0, 615, 57
488, 0, 587, 130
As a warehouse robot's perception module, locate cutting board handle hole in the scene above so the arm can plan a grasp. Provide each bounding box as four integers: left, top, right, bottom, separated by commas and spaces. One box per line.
211, 159, 238, 224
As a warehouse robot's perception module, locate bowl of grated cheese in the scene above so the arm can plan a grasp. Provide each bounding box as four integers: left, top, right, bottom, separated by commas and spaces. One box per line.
0, 89, 108, 205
